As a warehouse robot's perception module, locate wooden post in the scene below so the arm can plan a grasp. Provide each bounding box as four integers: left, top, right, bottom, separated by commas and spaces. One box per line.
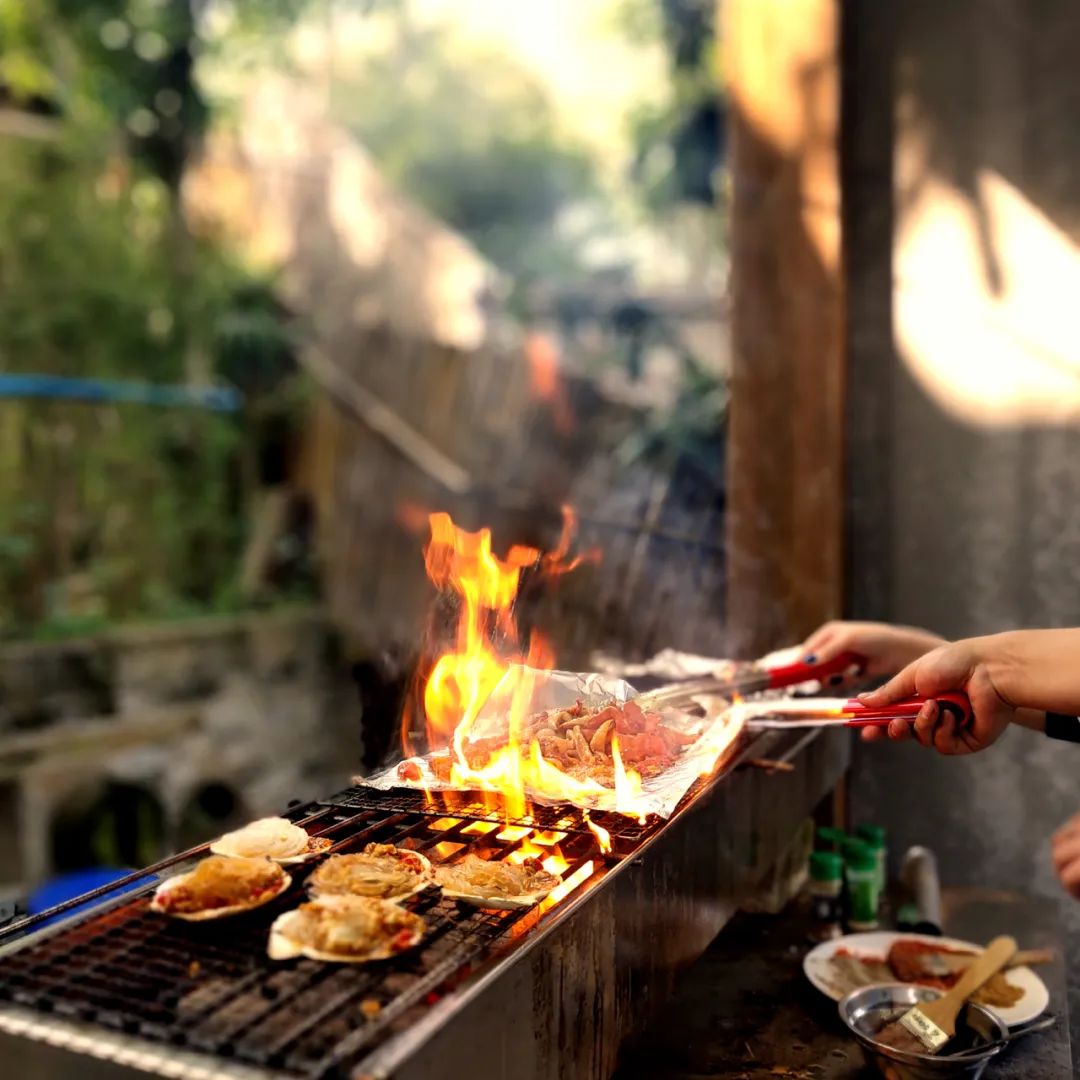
724, 0, 845, 657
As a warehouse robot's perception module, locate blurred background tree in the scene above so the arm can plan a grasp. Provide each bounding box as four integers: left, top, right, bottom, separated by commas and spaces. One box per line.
614, 0, 726, 214
329, 12, 607, 292
0, 0, 304, 637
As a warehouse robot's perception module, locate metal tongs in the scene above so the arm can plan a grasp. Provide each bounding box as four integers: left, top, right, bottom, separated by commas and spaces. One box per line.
634, 649, 972, 734
635, 651, 867, 711
743, 691, 973, 730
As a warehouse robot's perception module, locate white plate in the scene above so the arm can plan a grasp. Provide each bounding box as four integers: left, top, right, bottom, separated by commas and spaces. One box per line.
804, 931, 1049, 1028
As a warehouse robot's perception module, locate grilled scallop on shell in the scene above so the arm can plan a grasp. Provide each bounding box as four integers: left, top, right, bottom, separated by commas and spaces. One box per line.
268, 895, 426, 963
210, 817, 311, 862
150, 856, 291, 921
433, 854, 559, 909
308, 844, 433, 901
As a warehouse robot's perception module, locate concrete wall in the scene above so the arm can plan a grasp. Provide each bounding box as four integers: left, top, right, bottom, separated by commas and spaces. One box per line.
0, 609, 358, 892
844, 0, 1080, 1033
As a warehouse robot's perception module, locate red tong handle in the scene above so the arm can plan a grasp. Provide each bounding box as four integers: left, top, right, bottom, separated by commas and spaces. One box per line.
767, 651, 866, 689
843, 691, 973, 728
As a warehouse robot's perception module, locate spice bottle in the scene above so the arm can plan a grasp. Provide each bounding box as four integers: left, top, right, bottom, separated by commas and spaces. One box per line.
806, 851, 843, 941
855, 824, 887, 894
816, 826, 846, 853
843, 840, 880, 931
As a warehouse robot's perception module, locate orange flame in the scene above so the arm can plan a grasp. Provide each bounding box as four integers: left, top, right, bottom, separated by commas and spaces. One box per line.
582, 810, 611, 855
525, 332, 574, 435
403, 508, 663, 830
395, 500, 432, 536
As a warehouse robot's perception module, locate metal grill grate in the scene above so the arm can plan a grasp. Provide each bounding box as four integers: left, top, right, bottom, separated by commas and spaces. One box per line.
0, 797, 633, 1079
325, 784, 678, 845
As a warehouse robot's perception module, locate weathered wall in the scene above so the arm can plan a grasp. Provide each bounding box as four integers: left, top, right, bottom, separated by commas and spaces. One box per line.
844, 0, 1080, 1033
0, 609, 357, 890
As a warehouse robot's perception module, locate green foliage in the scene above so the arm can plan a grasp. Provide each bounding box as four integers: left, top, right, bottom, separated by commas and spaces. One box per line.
611, 0, 726, 212
0, 6, 307, 640
330, 17, 600, 285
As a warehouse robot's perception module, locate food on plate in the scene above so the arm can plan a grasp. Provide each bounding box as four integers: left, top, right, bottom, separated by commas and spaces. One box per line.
308, 844, 432, 901
210, 817, 332, 863
412, 699, 698, 788
268, 895, 425, 963
151, 856, 290, 920
830, 939, 1025, 1009
434, 853, 559, 908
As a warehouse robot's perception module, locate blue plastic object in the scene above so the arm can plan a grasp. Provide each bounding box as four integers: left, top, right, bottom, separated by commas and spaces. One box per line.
0, 374, 242, 412
28, 868, 155, 928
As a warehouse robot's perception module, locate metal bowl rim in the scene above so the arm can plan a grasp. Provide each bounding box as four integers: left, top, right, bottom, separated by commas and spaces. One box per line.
838, 982, 1007, 1068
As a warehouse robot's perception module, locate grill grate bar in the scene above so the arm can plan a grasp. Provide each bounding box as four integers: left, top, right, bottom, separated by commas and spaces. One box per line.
325, 784, 661, 843
0, 797, 639, 1078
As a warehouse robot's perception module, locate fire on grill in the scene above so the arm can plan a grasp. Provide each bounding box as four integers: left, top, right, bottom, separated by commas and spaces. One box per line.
370, 508, 746, 821
0, 509, 763, 1080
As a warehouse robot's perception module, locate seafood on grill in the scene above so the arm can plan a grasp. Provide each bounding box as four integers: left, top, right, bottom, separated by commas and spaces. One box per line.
308, 844, 433, 902
210, 817, 332, 864
434, 854, 559, 909
418, 698, 698, 788
268, 895, 426, 963
150, 856, 291, 920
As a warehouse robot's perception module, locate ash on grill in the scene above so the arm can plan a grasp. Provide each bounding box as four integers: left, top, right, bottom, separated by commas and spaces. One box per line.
0, 787, 655, 1080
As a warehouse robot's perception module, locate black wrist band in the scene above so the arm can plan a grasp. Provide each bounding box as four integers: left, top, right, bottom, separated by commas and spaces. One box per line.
1045, 712, 1080, 743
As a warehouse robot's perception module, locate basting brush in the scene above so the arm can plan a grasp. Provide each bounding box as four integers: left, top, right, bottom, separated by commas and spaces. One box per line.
876, 935, 1017, 1055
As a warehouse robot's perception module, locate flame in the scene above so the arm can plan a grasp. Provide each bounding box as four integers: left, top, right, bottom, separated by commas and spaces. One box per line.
610, 735, 647, 825
505, 837, 570, 878
403, 509, 725, 838
461, 821, 498, 836
496, 825, 532, 842
395, 500, 432, 536
543, 860, 594, 907
432, 841, 464, 859
530, 830, 567, 846
525, 332, 575, 434
582, 810, 611, 855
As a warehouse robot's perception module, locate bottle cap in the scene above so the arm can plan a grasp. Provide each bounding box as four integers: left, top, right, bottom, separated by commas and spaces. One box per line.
856, 824, 886, 849
816, 826, 846, 850
843, 839, 877, 873
809, 851, 843, 882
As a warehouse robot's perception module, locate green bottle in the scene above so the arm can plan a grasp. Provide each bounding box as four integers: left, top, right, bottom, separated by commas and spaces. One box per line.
843, 839, 879, 930
816, 826, 846, 852
855, 823, 887, 893
807, 851, 844, 941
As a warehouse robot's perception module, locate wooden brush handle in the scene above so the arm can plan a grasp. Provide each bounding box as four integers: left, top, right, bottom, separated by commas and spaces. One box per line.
922, 936, 1017, 1036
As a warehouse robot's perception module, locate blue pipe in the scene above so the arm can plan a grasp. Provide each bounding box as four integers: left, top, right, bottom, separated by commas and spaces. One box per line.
0, 375, 242, 412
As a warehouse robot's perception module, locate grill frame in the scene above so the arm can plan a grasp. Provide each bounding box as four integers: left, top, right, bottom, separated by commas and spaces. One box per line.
0, 725, 850, 1080
0, 798, 626, 1079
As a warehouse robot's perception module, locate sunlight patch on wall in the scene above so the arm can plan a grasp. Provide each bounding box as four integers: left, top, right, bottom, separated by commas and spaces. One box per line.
896, 167, 1080, 427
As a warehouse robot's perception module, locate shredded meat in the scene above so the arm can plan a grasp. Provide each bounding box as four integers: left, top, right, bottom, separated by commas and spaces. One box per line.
157, 857, 284, 914
286, 897, 424, 958
434, 854, 558, 900
309, 844, 428, 900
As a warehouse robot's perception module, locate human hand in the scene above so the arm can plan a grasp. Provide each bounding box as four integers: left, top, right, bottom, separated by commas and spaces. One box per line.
1052, 811, 1080, 901
800, 621, 946, 684
855, 638, 1015, 754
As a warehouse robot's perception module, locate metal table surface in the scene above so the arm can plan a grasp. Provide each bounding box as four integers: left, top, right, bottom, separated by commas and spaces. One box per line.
613, 887, 1073, 1080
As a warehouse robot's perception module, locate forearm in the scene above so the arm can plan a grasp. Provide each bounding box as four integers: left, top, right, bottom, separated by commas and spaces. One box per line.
981, 630, 1080, 714
1013, 707, 1047, 733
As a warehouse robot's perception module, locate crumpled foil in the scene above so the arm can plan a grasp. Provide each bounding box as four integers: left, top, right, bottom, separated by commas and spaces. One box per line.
354, 664, 743, 820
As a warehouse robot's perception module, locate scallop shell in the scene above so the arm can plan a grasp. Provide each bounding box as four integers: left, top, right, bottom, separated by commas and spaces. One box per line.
150, 866, 292, 921
210, 817, 312, 863
433, 860, 557, 910
308, 848, 433, 902
267, 895, 425, 963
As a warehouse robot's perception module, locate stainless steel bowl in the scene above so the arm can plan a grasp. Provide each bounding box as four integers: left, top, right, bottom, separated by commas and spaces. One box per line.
838, 983, 1008, 1080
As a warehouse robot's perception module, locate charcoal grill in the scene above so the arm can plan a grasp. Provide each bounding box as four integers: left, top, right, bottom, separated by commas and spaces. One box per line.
0, 726, 849, 1080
